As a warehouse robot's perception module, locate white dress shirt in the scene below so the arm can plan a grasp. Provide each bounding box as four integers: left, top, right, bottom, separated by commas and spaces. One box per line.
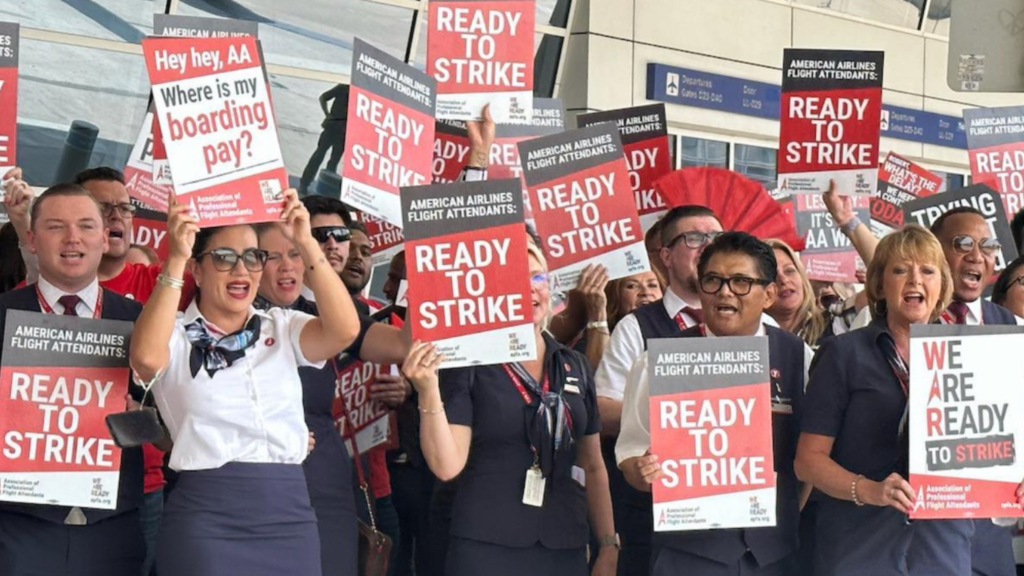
152, 301, 323, 471
36, 276, 100, 317
615, 324, 814, 467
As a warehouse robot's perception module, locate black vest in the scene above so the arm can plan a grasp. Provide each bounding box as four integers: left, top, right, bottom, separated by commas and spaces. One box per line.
0, 285, 145, 524
652, 323, 805, 568
634, 299, 683, 347
981, 300, 1016, 325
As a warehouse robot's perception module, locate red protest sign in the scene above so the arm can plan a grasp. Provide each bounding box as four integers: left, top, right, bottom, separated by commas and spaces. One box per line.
519, 123, 649, 293
427, 0, 534, 123
0, 22, 19, 172
402, 178, 536, 368
342, 39, 436, 227
132, 208, 169, 263
871, 152, 941, 237
793, 193, 868, 282
648, 337, 776, 531
125, 110, 173, 212
964, 106, 1024, 216
0, 311, 132, 510
778, 49, 884, 196
578, 104, 671, 232
332, 360, 391, 454
142, 36, 287, 227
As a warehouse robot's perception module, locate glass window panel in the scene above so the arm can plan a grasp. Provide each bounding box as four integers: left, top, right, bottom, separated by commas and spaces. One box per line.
734, 144, 778, 196
932, 170, 965, 193
680, 137, 728, 169
668, 134, 678, 169
792, 0, 923, 29
17, 39, 149, 186
922, 0, 952, 35
174, 0, 414, 75
540, 0, 572, 28
4, 0, 164, 43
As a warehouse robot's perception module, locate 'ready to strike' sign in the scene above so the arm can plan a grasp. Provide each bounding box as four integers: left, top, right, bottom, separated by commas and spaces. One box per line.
0, 311, 133, 510
577, 104, 672, 233
871, 152, 941, 238
333, 360, 393, 454
518, 122, 650, 293
142, 35, 288, 227
964, 106, 1024, 217
909, 324, 1024, 520
343, 39, 437, 227
777, 49, 884, 196
648, 336, 776, 531
131, 207, 170, 263
427, 0, 534, 124
0, 21, 19, 177
402, 178, 536, 368
793, 192, 869, 282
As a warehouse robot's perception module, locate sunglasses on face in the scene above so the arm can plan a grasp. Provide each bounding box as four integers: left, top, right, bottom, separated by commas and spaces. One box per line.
530, 272, 549, 287
312, 226, 352, 244
699, 274, 771, 296
952, 235, 1001, 256
667, 231, 723, 250
197, 248, 269, 272
98, 202, 137, 218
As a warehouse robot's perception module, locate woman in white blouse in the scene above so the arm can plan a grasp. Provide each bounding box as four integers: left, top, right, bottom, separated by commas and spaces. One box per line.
130, 189, 359, 576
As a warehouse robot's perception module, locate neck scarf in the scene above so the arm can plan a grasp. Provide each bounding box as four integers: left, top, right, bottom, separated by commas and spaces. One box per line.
185, 314, 262, 378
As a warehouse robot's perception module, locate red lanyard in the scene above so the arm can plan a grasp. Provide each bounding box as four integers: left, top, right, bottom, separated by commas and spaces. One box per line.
35, 285, 103, 319
939, 310, 982, 326
502, 364, 549, 405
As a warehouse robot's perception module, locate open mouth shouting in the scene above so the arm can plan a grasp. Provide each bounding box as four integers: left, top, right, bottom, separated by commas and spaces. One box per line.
902, 290, 926, 310
715, 303, 739, 317
960, 270, 983, 292
226, 281, 252, 300
61, 250, 86, 262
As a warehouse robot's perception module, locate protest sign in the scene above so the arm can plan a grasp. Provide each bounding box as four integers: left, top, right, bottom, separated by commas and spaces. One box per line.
131, 207, 169, 263
909, 324, 1024, 520
356, 210, 404, 300
577, 104, 672, 232
427, 0, 534, 123
150, 111, 173, 187
793, 193, 869, 282
402, 178, 535, 368
432, 120, 471, 184
342, 39, 436, 227
519, 123, 649, 292
142, 35, 287, 227
871, 152, 942, 237
648, 336, 776, 531
333, 361, 392, 454
777, 49, 884, 196
124, 111, 173, 212
903, 184, 1018, 277
964, 106, 1024, 216
0, 311, 132, 509
0, 22, 19, 174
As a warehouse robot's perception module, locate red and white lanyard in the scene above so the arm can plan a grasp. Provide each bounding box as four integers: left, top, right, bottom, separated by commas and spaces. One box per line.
35, 285, 103, 319
502, 363, 549, 405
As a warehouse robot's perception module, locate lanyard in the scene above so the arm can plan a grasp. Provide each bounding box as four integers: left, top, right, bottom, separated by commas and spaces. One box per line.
878, 334, 909, 398
35, 285, 103, 319
502, 363, 549, 405
938, 310, 982, 326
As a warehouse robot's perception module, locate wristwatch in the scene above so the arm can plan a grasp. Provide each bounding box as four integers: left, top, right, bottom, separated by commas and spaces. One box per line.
597, 534, 621, 550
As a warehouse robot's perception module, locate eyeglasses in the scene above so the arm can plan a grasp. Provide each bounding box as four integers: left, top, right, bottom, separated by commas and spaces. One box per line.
98, 202, 137, 218
667, 231, 723, 250
530, 272, 549, 286
699, 274, 771, 296
197, 248, 269, 272
312, 226, 351, 244
952, 235, 1001, 256
1010, 276, 1024, 289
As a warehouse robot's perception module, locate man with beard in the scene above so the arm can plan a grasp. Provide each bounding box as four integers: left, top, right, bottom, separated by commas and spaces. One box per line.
339, 222, 375, 309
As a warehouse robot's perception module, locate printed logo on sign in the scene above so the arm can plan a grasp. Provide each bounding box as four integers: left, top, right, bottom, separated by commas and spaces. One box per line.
260, 179, 282, 204
626, 250, 645, 273
749, 495, 770, 523
880, 109, 890, 131
666, 73, 679, 97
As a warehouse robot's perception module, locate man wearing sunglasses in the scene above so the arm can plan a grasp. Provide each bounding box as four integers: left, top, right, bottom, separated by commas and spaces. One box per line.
300, 196, 354, 304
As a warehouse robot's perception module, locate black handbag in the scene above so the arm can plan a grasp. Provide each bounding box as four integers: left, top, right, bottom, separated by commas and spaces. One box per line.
105, 407, 164, 448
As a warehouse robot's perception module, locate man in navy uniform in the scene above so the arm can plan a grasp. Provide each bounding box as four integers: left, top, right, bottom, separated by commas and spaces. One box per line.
617, 232, 813, 575
0, 183, 145, 576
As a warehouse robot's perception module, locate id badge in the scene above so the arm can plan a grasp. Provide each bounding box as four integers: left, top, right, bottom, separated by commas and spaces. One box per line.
523, 466, 546, 507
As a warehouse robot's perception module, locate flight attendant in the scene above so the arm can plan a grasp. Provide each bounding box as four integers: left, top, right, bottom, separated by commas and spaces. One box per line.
129, 190, 360, 576
401, 243, 618, 576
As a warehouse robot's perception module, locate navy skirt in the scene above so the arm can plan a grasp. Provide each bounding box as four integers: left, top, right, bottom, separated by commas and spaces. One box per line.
445, 537, 587, 576
305, 417, 358, 576
156, 462, 322, 576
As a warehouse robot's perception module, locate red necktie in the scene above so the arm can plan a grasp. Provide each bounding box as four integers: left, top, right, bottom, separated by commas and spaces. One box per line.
674, 306, 703, 329
947, 301, 968, 325
57, 295, 81, 317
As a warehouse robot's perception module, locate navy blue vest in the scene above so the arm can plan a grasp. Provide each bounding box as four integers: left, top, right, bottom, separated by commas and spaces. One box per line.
981, 300, 1016, 325
0, 285, 145, 524
651, 322, 805, 568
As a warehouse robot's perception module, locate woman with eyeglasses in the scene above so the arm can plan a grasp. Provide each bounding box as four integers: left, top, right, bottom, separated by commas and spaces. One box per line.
129, 190, 360, 576
400, 242, 618, 576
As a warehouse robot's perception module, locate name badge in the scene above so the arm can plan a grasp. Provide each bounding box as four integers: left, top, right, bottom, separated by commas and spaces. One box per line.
523, 466, 545, 507
564, 384, 581, 395
571, 465, 586, 488
771, 396, 794, 415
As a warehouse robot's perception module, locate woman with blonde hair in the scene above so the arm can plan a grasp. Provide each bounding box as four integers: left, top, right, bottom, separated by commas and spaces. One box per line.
765, 239, 829, 347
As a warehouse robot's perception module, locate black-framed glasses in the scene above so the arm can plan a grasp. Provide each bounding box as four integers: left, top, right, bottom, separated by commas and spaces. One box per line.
98, 202, 137, 218
1010, 276, 1024, 289
197, 248, 269, 272
667, 231, 723, 250
952, 235, 1001, 256
699, 274, 771, 296
312, 226, 351, 244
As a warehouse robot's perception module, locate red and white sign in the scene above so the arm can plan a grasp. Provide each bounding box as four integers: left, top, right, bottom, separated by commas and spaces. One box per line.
648, 336, 776, 531
871, 152, 941, 237
124, 111, 173, 212
793, 193, 868, 282
909, 326, 1024, 520
142, 36, 287, 227
519, 123, 649, 292
333, 360, 392, 454
132, 208, 169, 263
964, 106, 1024, 216
427, 0, 534, 123
0, 312, 132, 509
0, 22, 19, 174
778, 49, 884, 196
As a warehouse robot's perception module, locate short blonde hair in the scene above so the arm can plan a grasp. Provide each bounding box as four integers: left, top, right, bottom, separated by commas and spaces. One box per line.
765, 239, 827, 346
866, 224, 953, 321
526, 242, 553, 329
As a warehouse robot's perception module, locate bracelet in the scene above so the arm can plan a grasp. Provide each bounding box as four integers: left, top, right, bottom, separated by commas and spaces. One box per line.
586, 320, 609, 331
851, 474, 865, 507
841, 215, 862, 233
418, 404, 445, 415
597, 534, 621, 550
156, 273, 184, 290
